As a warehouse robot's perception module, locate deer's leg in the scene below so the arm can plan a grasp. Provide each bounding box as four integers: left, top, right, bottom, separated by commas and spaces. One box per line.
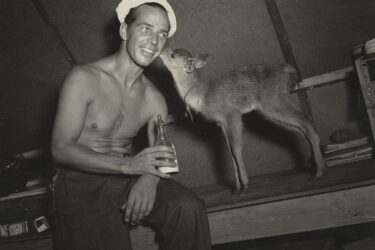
220, 125, 241, 193
258, 101, 326, 177
220, 113, 249, 194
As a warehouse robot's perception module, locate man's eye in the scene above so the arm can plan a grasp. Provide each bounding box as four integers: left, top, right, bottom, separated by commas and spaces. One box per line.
141, 27, 150, 32
159, 33, 168, 39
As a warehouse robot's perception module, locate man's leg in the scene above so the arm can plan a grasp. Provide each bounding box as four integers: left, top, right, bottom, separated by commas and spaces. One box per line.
144, 179, 212, 250
53, 168, 134, 250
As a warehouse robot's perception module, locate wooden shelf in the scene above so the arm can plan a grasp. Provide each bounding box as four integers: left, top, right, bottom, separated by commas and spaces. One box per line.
196, 159, 375, 212
131, 159, 375, 249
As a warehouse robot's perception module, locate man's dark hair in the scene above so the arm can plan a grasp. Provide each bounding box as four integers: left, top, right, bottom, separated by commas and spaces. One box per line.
125, 3, 168, 26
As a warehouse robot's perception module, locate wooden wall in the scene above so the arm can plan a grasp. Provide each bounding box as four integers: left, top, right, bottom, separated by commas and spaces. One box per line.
1, 0, 374, 187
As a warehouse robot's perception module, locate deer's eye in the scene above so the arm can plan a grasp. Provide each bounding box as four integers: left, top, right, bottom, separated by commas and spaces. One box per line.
171, 53, 175, 59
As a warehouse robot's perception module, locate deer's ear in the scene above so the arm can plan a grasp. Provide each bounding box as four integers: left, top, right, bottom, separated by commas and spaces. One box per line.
195, 54, 209, 69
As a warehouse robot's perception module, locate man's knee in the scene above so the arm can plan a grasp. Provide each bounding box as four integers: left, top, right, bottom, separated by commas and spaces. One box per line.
170, 191, 206, 217
153, 179, 207, 222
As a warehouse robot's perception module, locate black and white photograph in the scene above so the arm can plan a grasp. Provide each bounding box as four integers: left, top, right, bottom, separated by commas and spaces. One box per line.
1, 0, 375, 249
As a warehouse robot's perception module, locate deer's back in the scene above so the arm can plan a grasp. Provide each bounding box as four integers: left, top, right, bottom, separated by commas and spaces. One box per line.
202, 64, 295, 115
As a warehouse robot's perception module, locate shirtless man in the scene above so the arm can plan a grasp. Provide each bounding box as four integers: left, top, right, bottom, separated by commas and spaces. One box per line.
51, 1, 211, 249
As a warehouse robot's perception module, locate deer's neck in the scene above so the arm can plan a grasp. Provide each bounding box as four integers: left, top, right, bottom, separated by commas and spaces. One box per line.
172, 74, 206, 112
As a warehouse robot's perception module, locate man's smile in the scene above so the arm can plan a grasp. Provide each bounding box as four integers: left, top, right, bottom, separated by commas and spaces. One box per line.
141, 47, 157, 57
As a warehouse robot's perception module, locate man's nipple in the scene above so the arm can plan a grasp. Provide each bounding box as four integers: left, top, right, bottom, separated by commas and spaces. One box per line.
91, 123, 98, 129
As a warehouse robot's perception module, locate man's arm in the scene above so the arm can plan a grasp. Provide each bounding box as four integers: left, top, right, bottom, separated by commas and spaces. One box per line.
51, 67, 172, 177
123, 86, 174, 224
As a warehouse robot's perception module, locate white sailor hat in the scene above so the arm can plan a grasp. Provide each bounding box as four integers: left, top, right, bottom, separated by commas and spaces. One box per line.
116, 0, 177, 38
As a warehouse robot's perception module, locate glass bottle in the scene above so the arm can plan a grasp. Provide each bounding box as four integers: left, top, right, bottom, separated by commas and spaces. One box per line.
155, 115, 179, 174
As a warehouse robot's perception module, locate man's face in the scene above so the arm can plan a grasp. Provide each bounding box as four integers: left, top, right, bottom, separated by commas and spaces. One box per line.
126, 5, 170, 67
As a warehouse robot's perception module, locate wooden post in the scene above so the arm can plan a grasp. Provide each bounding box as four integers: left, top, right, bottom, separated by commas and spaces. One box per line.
31, 0, 77, 66
264, 0, 314, 121
354, 57, 375, 142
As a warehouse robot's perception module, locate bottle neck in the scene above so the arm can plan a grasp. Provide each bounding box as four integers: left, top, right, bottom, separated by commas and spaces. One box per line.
158, 125, 165, 136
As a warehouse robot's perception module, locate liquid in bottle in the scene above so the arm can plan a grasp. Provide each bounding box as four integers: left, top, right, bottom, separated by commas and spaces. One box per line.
155, 115, 179, 174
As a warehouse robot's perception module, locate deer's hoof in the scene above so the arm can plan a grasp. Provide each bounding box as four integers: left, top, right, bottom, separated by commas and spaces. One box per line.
239, 184, 248, 196
232, 186, 244, 195
232, 184, 249, 196
232, 187, 241, 196
314, 165, 327, 179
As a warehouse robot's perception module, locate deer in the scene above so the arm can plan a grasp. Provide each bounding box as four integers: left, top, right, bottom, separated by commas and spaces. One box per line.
159, 48, 326, 194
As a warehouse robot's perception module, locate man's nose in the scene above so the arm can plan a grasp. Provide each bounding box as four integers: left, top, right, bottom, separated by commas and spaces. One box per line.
149, 32, 158, 45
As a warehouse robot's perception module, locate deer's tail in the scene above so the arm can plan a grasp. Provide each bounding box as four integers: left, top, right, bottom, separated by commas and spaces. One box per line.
283, 64, 298, 93
283, 64, 297, 74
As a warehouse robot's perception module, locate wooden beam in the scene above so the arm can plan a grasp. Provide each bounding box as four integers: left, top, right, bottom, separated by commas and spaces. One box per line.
264, 0, 314, 121
354, 58, 375, 141
130, 184, 375, 249
293, 66, 354, 91
31, 0, 77, 66
264, 0, 301, 81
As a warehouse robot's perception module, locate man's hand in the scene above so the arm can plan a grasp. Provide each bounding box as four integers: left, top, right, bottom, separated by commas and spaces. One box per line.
121, 174, 159, 225
123, 145, 176, 178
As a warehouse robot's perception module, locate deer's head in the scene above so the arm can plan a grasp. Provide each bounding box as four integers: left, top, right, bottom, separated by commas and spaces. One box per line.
159, 48, 209, 77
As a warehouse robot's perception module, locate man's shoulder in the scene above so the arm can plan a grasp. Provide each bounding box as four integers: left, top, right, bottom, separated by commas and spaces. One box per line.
63, 62, 103, 88
59, 65, 101, 102
69, 55, 118, 85
69, 63, 101, 80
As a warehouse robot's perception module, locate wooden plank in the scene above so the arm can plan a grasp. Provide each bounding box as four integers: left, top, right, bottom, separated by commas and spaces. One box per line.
354, 58, 375, 141
0, 187, 49, 202
0, 238, 53, 250
205, 178, 375, 213
209, 184, 375, 244
200, 160, 375, 212
368, 108, 375, 142
293, 66, 354, 91
130, 184, 375, 249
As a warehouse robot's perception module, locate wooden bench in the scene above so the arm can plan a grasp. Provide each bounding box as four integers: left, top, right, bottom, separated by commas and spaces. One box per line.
1, 159, 374, 249
130, 159, 375, 249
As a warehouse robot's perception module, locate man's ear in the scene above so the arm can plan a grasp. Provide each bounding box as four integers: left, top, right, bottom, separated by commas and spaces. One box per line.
195, 54, 209, 69
119, 23, 128, 41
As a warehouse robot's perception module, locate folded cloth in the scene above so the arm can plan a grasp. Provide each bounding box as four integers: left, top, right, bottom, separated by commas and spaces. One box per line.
116, 0, 177, 37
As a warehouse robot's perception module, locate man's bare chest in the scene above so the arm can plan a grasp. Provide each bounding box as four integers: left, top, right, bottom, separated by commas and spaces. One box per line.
84, 94, 149, 138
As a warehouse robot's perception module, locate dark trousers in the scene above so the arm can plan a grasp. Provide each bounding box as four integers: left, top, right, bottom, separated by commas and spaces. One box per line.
53, 167, 211, 250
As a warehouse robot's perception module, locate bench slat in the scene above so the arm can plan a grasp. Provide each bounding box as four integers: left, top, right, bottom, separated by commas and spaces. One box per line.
131, 184, 375, 249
